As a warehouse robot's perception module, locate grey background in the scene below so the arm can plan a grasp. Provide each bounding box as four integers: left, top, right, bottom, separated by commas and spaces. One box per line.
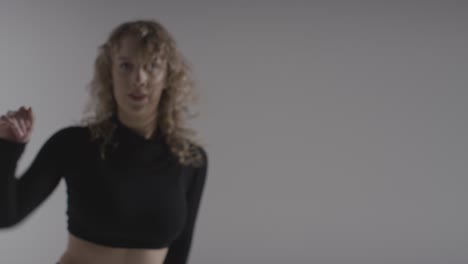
1, 0, 467, 263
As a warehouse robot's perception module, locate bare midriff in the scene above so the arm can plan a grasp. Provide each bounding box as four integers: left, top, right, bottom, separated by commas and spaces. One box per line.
58, 233, 169, 264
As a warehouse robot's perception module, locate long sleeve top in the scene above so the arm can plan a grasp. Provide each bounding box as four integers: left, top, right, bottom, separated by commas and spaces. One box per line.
0, 115, 208, 264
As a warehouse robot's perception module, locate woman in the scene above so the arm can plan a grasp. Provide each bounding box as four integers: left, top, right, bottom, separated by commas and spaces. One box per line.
0, 20, 208, 264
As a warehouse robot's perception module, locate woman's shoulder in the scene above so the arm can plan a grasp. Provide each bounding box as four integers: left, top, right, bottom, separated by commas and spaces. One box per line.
198, 145, 207, 166
189, 142, 208, 170
48, 125, 92, 144
53, 124, 88, 137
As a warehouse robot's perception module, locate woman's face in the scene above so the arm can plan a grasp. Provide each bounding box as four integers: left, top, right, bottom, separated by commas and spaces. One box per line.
111, 35, 167, 120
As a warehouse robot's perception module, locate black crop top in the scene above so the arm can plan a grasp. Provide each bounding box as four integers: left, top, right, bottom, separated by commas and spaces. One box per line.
0, 115, 208, 264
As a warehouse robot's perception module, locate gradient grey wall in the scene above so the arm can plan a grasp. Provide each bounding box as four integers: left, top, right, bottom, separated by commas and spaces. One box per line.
1, 1, 467, 263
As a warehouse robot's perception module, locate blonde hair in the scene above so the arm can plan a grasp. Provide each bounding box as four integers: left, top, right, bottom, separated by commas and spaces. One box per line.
80, 19, 204, 168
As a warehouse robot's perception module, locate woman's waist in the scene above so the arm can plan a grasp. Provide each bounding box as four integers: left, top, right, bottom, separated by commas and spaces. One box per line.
60, 233, 168, 264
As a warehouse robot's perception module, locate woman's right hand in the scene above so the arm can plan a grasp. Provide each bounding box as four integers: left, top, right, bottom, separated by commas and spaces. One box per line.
0, 106, 34, 143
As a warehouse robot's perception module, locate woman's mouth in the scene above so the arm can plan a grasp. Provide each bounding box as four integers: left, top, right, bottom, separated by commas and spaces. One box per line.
129, 93, 148, 102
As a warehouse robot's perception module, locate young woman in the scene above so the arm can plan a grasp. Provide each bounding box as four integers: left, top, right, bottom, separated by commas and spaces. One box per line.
0, 20, 208, 264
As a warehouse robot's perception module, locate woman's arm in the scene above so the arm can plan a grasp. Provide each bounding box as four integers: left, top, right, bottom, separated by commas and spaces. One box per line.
0, 128, 70, 227
163, 147, 208, 264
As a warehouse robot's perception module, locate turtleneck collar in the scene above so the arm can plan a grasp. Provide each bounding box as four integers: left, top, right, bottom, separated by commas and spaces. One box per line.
108, 114, 170, 165
111, 114, 163, 143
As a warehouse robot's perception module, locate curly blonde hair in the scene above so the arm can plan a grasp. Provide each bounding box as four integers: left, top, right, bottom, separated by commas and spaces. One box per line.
80, 19, 204, 168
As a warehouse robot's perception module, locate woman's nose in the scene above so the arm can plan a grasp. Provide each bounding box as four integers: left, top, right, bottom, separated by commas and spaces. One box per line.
133, 68, 149, 87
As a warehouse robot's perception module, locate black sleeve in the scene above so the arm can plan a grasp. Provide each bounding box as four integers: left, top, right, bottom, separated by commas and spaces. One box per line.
0, 128, 69, 227
164, 147, 208, 264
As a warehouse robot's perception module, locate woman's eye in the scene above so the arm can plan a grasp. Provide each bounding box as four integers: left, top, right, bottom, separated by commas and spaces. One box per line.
119, 62, 132, 70
150, 62, 159, 70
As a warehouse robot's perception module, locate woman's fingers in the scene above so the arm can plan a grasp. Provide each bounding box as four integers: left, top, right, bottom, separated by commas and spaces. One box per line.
18, 118, 27, 135
8, 110, 22, 136
0, 106, 33, 141
4, 116, 21, 138
13, 117, 25, 138
20, 106, 33, 133
28, 107, 34, 128
0, 115, 9, 127
18, 107, 28, 132
16, 109, 25, 132
8, 111, 25, 138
